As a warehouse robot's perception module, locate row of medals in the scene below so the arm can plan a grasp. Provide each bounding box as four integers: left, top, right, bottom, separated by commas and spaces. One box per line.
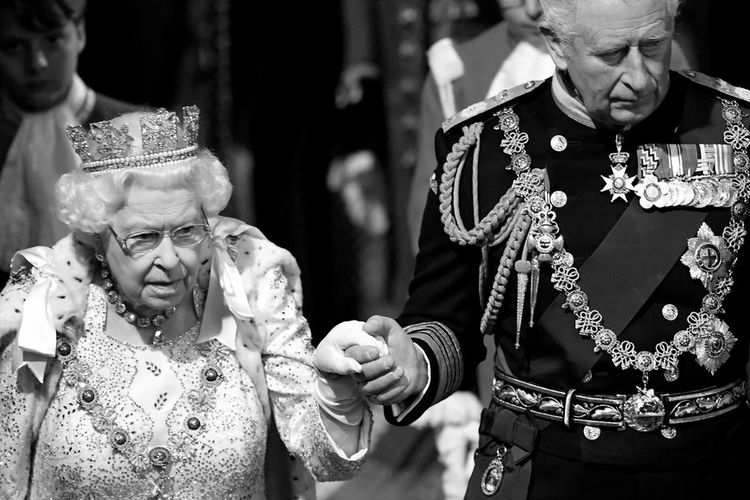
595, 135, 738, 209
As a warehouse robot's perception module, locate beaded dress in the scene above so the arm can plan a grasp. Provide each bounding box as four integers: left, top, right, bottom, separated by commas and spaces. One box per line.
0, 222, 369, 499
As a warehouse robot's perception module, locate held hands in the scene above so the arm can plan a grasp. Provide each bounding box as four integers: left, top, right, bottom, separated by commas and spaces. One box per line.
314, 320, 388, 375
346, 315, 428, 406
313, 320, 387, 425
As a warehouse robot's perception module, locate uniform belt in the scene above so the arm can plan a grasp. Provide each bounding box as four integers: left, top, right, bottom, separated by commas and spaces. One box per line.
492, 372, 747, 439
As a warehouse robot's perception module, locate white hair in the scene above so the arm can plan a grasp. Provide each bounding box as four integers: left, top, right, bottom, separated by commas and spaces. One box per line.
56, 149, 233, 234
539, 0, 683, 45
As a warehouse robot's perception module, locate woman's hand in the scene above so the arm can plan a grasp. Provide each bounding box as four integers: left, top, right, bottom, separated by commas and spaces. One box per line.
313, 321, 387, 426
313, 320, 387, 376
314, 320, 387, 455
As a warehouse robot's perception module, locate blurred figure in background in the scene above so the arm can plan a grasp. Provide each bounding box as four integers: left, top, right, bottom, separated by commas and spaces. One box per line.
0, 0, 139, 287
330, 0, 392, 322
229, 1, 354, 344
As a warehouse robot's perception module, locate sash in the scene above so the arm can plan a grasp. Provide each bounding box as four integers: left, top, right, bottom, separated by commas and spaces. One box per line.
534, 198, 710, 386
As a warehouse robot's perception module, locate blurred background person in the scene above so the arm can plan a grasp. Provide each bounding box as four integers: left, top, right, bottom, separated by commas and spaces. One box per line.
0, 0, 138, 288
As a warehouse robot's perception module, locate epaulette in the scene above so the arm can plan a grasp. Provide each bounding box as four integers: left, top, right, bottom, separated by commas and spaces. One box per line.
441, 79, 543, 133
680, 69, 750, 104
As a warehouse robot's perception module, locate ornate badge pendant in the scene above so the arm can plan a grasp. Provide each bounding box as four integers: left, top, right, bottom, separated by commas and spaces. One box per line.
601, 133, 636, 202
481, 445, 508, 496
601, 166, 637, 202
691, 316, 737, 374
480, 457, 504, 496
622, 386, 665, 432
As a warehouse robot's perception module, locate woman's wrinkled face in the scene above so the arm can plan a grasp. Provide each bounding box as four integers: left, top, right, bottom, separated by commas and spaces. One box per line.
103, 186, 209, 314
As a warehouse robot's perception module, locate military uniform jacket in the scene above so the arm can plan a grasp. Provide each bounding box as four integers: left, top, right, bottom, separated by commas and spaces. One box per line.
395, 70, 750, 466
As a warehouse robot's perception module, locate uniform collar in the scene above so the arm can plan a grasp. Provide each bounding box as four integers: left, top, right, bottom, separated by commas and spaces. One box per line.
551, 70, 596, 129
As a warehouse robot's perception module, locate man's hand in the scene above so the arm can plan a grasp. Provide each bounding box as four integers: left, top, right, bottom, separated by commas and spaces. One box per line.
345, 315, 428, 405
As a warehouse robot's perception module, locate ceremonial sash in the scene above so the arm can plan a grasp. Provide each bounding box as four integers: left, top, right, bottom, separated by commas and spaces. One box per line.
534, 198, 709, 386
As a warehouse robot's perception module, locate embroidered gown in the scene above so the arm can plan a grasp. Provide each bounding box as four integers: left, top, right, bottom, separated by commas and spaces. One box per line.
0, 226, 369, 499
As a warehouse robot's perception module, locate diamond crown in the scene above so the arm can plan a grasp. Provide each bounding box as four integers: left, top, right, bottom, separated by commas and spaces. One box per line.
66, 106, 200, 174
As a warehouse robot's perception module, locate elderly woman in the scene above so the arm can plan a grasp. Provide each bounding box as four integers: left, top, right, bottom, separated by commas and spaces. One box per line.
0, 107, 378, 499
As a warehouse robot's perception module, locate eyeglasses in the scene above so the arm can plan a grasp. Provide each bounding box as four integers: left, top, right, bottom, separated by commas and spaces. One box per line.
109, 215, 212, 256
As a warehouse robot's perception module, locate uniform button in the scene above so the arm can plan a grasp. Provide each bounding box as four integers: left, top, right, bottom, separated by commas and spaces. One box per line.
550, 135, 568, 152
662, 304, 678, 321
550, 190, 567, 208
583, 426, 601, 440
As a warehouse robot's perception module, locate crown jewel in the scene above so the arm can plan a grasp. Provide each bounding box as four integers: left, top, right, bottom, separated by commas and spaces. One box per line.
66, 106, 200, 174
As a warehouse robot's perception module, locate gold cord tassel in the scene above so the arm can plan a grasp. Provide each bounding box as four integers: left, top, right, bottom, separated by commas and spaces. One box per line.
514, 259, 531, 349
529, 257, 540, 327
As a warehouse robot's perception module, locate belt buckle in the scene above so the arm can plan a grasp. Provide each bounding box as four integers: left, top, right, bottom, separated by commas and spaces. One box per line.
621, 387, 666, 433
584, 389, 676, 440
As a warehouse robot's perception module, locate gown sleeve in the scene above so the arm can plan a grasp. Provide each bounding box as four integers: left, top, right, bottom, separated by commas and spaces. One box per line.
0, 322, 62, 499
240, 235, 371, 483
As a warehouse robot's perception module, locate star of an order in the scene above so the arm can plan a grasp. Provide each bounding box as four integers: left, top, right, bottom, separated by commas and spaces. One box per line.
600, 167, 637, 202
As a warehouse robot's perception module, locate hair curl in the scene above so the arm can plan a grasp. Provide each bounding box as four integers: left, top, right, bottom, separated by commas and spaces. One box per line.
540, 0, 683, 46
56, 148, 233, 235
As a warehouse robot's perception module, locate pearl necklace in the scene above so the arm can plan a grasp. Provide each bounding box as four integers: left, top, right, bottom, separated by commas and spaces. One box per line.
99, 264, 176, 344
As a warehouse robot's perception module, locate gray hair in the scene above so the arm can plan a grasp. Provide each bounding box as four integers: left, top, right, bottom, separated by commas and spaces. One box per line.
539, 0, 683, 45
56, 149, 233, 235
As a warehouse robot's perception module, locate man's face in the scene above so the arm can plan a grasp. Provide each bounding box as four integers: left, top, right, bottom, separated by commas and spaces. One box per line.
546, 0, 673, 128
0, 9, 85, 112
498, 0, 543, 46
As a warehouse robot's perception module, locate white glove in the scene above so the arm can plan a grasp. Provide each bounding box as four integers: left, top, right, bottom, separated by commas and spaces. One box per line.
314, 320, 388, 374
314, 320, 388, 425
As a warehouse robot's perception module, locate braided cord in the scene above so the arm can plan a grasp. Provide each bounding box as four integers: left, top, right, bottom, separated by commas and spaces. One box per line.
480, 210, 532, 334
439, 123, 521, 246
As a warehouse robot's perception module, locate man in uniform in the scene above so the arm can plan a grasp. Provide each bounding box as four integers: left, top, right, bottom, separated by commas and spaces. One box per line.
0, 0, 138, 286
350, 0, 750, 497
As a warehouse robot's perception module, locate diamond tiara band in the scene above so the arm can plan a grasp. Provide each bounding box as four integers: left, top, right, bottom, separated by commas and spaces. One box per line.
66, 105, 200, 174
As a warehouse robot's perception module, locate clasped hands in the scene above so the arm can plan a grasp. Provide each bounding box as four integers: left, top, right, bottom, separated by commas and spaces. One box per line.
313, 316, 427, 423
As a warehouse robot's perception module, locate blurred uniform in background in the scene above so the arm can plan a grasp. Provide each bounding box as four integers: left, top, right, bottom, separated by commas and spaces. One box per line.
0, 0, 137, 287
